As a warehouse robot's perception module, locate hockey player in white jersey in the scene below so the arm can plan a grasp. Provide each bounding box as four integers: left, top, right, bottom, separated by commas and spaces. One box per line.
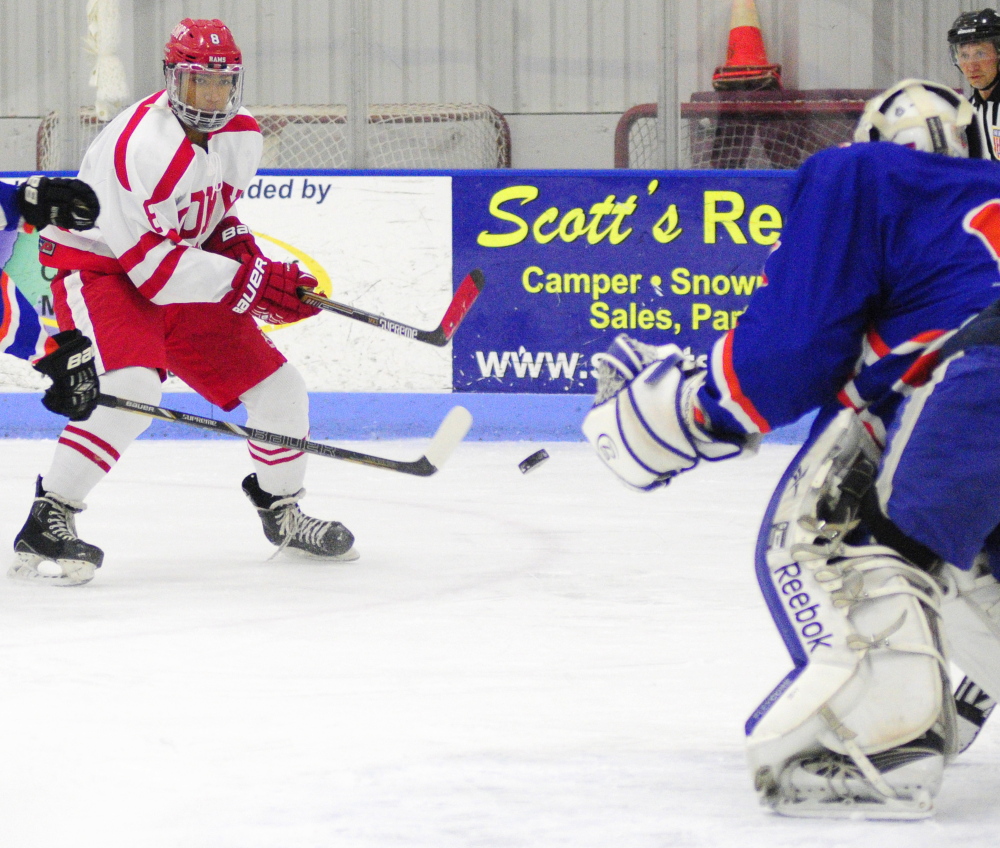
584, 79, 1000, 819
10, 18, 358, 587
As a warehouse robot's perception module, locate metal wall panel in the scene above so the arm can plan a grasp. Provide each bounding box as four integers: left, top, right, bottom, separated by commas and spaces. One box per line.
2, 0, 991, 116
0, 0, 993, 167
876, 0, 975, 90
0, 1, 94, 116
800, 1, 876, 88
129, 0, 312, 105
493, 0, 658, 113
675, 0, 973, 95
371, 0, 479, 104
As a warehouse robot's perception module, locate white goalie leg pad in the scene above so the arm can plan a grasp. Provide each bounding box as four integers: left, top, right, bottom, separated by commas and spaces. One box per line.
938, 554, 1000, 704
747, 410, 955, 820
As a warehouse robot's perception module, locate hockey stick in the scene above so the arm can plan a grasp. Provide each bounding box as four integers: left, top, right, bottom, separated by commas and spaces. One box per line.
297, 268, 485, 347
96, 394, 473, 477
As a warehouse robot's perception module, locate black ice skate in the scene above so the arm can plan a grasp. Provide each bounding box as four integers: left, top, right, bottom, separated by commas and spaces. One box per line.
9, 476, 104, 587
242, 473, 359, 561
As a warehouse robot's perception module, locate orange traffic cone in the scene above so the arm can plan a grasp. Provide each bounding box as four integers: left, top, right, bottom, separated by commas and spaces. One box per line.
712, 0, 782, 91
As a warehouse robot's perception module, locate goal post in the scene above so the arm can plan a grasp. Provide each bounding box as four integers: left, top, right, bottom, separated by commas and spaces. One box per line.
251, 104, 512, 169
36, 104, 512, 171
616, 89, 879, 170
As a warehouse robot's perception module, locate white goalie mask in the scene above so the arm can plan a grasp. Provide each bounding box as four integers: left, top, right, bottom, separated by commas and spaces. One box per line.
853, 79, 984, 158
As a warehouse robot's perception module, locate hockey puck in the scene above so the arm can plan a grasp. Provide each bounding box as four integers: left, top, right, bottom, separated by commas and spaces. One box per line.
519, 449, 550, 474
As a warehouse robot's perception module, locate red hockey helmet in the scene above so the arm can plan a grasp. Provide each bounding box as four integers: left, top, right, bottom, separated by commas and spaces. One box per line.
164, 18, 242, 68
163, 19, 244, 132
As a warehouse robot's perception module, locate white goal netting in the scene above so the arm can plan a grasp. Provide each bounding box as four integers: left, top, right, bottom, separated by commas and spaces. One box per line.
36, 103, 511, 170
615, 91, 878, 170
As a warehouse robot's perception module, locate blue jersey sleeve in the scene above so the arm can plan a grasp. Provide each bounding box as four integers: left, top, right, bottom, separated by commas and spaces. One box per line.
0, 181, 20, 231
698, 146, 883, 435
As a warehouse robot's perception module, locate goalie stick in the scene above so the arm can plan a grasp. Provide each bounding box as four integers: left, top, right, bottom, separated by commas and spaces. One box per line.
96, 394, 472, 477
297, 268, 485, 347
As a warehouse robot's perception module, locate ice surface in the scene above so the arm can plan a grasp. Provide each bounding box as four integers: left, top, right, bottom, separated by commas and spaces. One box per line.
1, 438, 998, 846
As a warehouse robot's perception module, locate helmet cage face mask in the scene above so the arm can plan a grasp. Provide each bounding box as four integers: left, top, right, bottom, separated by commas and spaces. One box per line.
853, 79, 983, 159
165, 63, 244, 133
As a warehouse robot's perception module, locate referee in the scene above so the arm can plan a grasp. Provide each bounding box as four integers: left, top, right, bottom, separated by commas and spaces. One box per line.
948, 9, 1000, 161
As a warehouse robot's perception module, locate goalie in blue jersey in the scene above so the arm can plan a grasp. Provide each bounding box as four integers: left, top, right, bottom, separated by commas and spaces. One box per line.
584, 79, 1000, 820
1, 175, 101, 420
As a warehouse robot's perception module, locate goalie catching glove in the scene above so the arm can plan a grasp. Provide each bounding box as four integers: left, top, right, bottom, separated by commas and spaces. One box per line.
582, 334, 755, 491
32, 329, 99, 421
17, 176, 100, 231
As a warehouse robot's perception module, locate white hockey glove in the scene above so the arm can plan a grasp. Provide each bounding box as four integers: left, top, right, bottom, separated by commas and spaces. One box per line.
582, 334, 751, 491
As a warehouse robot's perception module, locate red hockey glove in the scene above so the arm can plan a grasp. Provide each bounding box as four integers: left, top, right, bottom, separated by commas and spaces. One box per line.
223, 256, 322, 325
202, 216, 263, 263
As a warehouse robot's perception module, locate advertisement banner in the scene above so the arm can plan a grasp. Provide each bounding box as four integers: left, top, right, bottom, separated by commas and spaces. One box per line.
3, 170, 794, 402
451, 171, 792, 393
1, 173, 456, 394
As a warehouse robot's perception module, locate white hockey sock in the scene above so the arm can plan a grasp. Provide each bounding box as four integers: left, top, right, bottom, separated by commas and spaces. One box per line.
42, 367, 163, 503
240, 364, 309, 496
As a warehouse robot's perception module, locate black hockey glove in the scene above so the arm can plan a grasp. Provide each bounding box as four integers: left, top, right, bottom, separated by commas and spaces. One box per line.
16, 176, 100, 230
33, 330, 100, 421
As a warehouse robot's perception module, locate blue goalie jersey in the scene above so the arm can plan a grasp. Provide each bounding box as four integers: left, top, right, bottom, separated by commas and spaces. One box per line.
0, 180, 19, 232
698, 142, 1000, 446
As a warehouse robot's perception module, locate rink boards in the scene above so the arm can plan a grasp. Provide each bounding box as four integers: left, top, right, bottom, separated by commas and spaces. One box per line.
1, 169, 800, 440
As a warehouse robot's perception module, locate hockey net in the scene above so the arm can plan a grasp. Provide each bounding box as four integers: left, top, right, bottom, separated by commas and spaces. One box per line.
615, 89, 880, 169
36, 103, 511, 170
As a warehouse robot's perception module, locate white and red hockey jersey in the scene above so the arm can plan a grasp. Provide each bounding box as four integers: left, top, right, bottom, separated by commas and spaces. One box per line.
39, 90, 263, 305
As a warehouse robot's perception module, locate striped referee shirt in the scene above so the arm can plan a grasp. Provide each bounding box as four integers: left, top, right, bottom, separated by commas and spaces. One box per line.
971, 85, 1000, 160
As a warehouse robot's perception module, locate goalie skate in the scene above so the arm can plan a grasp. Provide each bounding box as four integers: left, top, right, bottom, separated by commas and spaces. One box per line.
756, 731, 946, 820
8, 477, 103, 587
242, 474, 359, 561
